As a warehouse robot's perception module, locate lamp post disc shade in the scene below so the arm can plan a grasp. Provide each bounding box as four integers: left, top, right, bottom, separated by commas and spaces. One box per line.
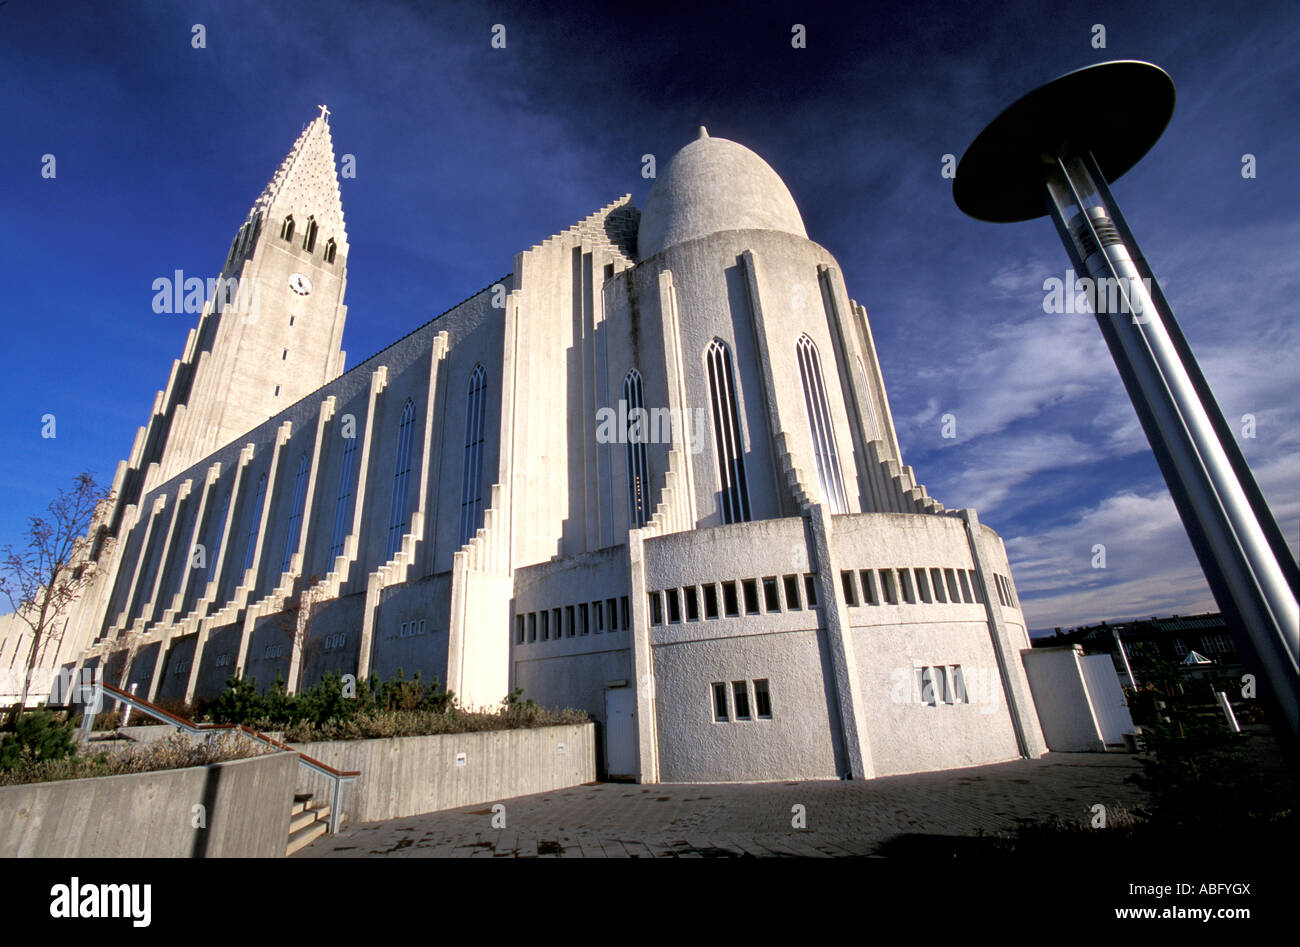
953, 60, 1176, 223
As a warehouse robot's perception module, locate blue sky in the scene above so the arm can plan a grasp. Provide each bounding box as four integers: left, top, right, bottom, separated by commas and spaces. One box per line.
1, 0, 1296, 635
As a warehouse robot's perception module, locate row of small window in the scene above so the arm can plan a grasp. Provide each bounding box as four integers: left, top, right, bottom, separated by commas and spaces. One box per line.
712, 679, 773, 722
397, 621, 426, 639
263, 643, 286, 659
651, 574, 820, 626
1167, 635, 1234, 657
839, 567, 1018, 609
215, 653, 233, 668
279, 215, 337, 263
516, 597, 631, 644
323, 633, 348, 650
917, 665, 970, 706
170, 659, 191, 676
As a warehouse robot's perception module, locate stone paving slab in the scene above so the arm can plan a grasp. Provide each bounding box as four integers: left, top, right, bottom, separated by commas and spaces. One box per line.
294, 752, 1150, 858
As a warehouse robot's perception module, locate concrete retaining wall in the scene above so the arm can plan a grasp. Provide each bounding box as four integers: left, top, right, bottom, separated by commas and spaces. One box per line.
0, 750, 298, 857
292, 722, 595, 824
1022, 646, 1106, 752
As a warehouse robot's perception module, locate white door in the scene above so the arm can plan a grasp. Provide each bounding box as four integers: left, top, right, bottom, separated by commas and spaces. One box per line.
1080, 654, 1135, 745
604, 687, 637, 779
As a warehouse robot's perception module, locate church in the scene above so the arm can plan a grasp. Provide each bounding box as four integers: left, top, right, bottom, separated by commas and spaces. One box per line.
2, 110, 1049, 782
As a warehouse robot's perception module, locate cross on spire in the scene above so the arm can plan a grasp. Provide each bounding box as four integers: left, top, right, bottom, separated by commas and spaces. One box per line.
318, 104, 330, 124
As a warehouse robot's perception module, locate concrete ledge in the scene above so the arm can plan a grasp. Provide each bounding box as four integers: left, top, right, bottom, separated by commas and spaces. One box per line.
291, 722, 595, 824
0, 750, 299, 857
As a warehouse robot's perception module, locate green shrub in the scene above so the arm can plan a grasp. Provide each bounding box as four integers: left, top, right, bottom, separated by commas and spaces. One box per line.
0, 709, 77, 771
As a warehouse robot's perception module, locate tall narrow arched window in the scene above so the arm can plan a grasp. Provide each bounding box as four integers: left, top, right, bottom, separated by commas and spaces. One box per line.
797, 334, 849, 513
280, 215, 294, 242
240, 474, 268, 573
330, 430, 358, 559
302, 216, 318, 253
459, 365, 487, 546
705, 338, 751, 524
623, 369, 649, 528
281, 452, 311, 572
387, 400, 417, 558
323, 238, 337, 264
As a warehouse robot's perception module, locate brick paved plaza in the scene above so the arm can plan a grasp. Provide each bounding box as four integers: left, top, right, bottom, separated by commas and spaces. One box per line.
295, 751, 1151, 858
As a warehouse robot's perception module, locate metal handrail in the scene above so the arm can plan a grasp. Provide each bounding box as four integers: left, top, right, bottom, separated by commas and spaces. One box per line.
83, 682, 359, 836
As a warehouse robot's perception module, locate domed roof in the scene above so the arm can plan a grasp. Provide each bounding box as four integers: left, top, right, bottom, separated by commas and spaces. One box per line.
637, 127, 807, 259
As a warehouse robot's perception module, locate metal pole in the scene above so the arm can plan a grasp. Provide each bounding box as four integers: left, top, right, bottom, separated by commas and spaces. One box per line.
1039, 155, 1298, 752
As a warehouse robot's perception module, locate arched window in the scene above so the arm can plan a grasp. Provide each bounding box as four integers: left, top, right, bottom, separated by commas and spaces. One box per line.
323, 238, 336, 264
387, 400, 417, 558
280, 215, 295, 242
302, 216, 318, 253
705, 338, 751, 524
797, 334, 848, 513
459, 365, 487, 546
623, 369, 649, 528
330, 428, 358, 559
281, 452, 310, 572
240, 474, 268, 574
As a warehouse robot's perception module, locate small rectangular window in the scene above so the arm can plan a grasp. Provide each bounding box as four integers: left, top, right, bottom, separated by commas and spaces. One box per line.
648, 593, 662, 625
783, 575, 801, 610
516, 615, 525, 644
552, 607, 562, 638
703, 583, 720, 619
566, 605, 576, 636
684, 586, 700, 621
541, 609, 550, 640
742, 579, 760, 615
898, 569, 916, 604
607, 598, 618, 631
840, 570, 858, 606
860, 569, 877, 605
528, 613, 537, 643
951, 665, 968, 703
928, 568, 946, 603
944, 568, 962, 603
937, 665, 952, 704
762, 576, 780, 612
880, 569, 897, 604
914, 568, 932, 603
722, 581, 740, 617
621, 596, 630, 630
712, 682, 729, 722
665, 589, 681, 624
579, 602, 590, 635
957, 570, 974, 604
732, 681, 751, 719
803, 574, 818, 607
754, 679, 772, 718
594, 601, 604, 632
919, 667, 936, 706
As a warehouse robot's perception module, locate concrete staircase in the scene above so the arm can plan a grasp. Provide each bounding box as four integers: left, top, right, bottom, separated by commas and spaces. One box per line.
286, 792, 334, 855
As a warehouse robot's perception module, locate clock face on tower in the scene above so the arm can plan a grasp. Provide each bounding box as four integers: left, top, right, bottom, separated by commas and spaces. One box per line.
289, 272, 313, 296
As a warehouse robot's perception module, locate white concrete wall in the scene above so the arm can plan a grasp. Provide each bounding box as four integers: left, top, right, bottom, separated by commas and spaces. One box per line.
0, 751, 298, 857
291, 722, 595, 824
1021, 646, 1106, 752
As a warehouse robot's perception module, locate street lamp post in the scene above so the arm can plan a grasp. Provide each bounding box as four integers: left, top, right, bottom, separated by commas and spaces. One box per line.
953, 60, 1299, 760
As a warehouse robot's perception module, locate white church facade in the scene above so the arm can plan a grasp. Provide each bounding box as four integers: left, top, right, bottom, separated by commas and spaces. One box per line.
1, 113, 1048, 782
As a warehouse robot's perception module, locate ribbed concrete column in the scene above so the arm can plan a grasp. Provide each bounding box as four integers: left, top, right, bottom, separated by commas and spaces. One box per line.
957, 508, 1048, 758
805, 503, 873, 779
626, 530, 659, 783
